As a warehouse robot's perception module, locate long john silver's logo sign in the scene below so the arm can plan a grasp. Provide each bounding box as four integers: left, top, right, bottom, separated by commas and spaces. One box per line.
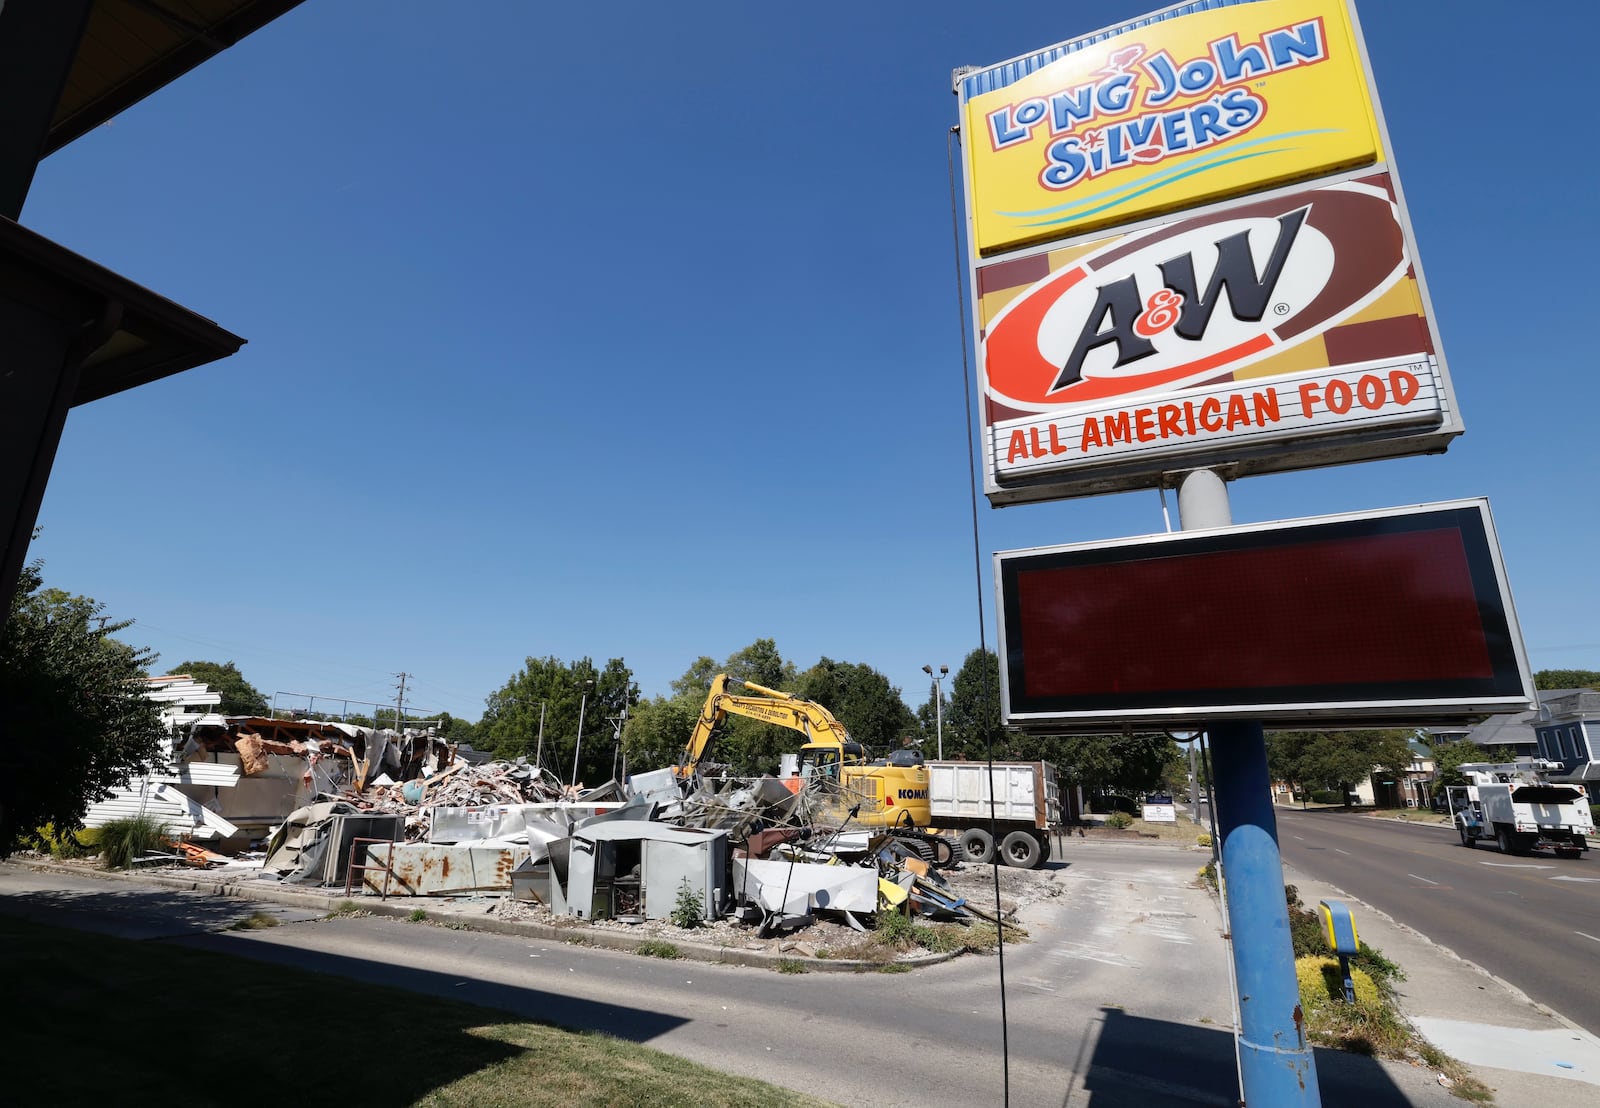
983, 178, 1411, 413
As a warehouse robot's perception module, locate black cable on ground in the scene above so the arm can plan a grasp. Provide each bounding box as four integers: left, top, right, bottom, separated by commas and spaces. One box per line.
948, 123, 1010, 1108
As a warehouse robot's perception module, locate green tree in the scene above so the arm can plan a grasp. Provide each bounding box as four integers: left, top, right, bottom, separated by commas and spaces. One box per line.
1266, 729, 1415, 807
794, 657, 917, 753
1535, 669, 1600, 690
0, 564, 168, 857
1429, 739, 1490, 790
166, 660, 268, 717
1045, 733, 1181, 798
620, 691, 702, 775
435, 712, 478, 744
722, 638, 794, 691
481, 656, 638, 785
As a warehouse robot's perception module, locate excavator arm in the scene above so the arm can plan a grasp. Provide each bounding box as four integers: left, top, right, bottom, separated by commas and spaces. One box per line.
674, 675, 857, 779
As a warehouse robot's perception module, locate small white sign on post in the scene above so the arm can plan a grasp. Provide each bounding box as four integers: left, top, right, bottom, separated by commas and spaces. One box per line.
1142, 800, 1177, 823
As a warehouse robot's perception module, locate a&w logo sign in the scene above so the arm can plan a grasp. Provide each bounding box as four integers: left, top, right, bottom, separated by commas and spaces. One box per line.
983, 179, 1408, 413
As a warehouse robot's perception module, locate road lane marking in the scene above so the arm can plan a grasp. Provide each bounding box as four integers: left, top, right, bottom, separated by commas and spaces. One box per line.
1292, 835, 1305, 841
1407, 874, 1439, 885
1479, 861, 1554, 869
1334, 848, 1351, 856
1577, 932, 1600, 945
1550, 875, 1600, 883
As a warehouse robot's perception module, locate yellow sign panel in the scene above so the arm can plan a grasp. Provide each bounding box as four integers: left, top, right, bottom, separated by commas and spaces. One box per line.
962, 0, 1381, 255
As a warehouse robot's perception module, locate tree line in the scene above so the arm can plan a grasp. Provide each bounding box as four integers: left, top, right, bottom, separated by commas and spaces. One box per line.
4, 557, 1597, 855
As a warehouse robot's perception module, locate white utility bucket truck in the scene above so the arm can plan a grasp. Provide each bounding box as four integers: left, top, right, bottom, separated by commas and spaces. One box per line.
1447, 759, 1592, 858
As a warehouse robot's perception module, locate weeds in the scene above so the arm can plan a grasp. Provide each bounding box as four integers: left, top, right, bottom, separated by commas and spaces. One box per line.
877, 963, 911, 973
670, 879, 704, 930
774, 959, 807, 974
635, 940, 681, 959
408, 908, 427, 923
325, 901, 367, 919
227, 911, 281, 931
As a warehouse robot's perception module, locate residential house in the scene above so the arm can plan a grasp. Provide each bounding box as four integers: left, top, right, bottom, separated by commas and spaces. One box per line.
1532, 688, 1600, 783
1428, 687, 1600, 784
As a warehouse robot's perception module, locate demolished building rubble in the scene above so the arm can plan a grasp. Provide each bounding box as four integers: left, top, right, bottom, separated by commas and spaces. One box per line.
102, 688, 1013, 939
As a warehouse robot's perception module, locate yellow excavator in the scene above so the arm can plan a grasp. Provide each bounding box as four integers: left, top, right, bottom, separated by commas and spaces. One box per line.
675, 674, 933, 833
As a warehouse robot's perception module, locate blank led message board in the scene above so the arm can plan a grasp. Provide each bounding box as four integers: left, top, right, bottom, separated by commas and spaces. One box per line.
996, 500, 1534, 730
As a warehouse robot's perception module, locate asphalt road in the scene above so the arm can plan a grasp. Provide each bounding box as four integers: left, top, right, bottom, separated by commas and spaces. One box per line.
0, 848, 1465, 1108
1275, 807, 1600, 1035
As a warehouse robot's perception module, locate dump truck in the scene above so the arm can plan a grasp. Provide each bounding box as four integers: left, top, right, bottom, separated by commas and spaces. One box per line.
923, 760, 1062, 869
1448, 759, 1592, 858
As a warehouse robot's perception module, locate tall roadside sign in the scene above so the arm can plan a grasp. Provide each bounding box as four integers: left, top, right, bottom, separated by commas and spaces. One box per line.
951, 3, 1533, 1105
957, 0, 1461, 504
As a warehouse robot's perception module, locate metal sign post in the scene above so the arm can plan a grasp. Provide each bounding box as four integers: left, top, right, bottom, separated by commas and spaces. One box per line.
1180, 468, 1319, 1105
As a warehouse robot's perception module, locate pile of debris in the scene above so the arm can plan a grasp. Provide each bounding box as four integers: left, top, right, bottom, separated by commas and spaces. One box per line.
264, 759, 1006, 938
96, 707, 1015, 940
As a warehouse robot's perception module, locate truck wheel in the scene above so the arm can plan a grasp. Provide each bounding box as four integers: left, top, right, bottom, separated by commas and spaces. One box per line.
1458, 823, 1473, 848
1496, 827, 1515, 854
960, 828, 994, 864
1037, 832, 1052, 862
1001, 830, 1042, 869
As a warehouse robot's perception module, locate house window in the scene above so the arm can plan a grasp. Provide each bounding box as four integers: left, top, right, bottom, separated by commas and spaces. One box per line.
1576, 726, 1591, 761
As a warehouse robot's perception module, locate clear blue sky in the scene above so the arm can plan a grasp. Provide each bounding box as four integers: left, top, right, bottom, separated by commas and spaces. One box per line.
23, 0, 1598, 721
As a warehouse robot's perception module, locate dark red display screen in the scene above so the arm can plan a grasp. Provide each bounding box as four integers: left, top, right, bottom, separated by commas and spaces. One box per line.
998, 506, 1526, 721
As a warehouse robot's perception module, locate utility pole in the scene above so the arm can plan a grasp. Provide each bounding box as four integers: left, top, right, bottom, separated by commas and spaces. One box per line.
393, 671, 410, 732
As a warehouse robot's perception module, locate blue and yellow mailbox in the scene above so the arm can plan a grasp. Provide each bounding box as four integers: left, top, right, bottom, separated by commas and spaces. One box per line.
1318, 898, 1360, 1003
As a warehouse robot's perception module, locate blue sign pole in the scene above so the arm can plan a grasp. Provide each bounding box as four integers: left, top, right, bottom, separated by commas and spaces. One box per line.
1178, 469, 1319, 1105
1212, 720, 1321, 1105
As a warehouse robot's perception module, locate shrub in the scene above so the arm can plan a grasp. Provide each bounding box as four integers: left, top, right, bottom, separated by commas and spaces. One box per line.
1197, 859, 1218, 890
97, 815, 168, 870
1105, 811, 1133, 830
670, 878, 704, 930
1196, 832, 1212, 848
1284, 884, 1330, 958
408, 908, 427, 923
1296, 955, 1380, 1009
34, 824, 102, 859
1310, 789, 1341, 805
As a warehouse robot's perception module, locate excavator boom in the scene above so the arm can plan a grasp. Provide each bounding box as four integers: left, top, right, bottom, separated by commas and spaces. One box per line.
673, 674, 930, 830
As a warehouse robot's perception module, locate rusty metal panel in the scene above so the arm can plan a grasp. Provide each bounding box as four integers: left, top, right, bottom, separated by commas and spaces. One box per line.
363, 842, 529, 896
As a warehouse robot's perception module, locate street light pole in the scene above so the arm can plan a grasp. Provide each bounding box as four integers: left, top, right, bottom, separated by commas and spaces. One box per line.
534, 701, 546, 775
572, 679, 594, 787
922, 664, 948, 760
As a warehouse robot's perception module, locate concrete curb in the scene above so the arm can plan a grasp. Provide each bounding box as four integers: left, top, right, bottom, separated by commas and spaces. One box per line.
6, 858, 961, 974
